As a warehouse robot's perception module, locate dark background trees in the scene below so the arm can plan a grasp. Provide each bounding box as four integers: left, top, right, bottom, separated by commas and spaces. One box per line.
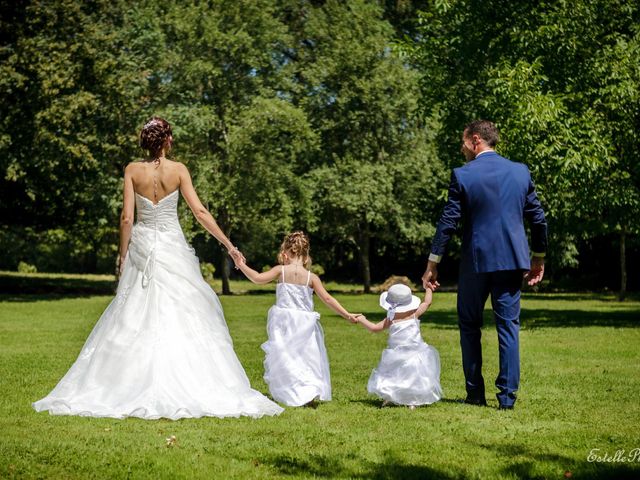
1, 0, 638, 295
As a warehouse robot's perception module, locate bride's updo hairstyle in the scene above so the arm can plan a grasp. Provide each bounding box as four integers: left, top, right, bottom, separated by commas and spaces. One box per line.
140, 117, 172, 158
278, 231, 312, 269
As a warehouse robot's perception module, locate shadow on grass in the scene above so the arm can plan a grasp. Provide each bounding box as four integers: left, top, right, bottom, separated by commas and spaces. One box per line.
349, 398, 383, 408
424, 308, 639, 330
3, 273, 639, 329
522, 292, 640, 303
0, 273, 117, 300
0, 273, 362, 301
520, 309, 640, 329
261, 440, 638, 480
348, 397, 467, 410
478, 441, 640, 479
263, 451, 463, 479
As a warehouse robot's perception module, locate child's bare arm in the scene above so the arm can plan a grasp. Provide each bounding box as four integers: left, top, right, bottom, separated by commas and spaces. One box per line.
414, 287, 433, 318
237, 264, 281, 285
356, 316, 390, 332
311, 274, 358, 322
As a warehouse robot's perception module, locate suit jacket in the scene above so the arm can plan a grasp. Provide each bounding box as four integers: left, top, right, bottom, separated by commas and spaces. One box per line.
431, 151, 547, 273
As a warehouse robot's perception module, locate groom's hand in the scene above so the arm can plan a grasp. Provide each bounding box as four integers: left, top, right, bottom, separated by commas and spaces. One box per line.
524, 257, 545, 286
422, 261, 440, 291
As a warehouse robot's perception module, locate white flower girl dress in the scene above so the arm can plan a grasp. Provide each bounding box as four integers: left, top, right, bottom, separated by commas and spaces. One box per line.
261, 267, 331, 406
368, 317, 442, 406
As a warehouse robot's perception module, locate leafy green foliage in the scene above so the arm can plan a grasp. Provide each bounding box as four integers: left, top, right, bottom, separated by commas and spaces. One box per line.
0, 0, 446, 289
1, 0, 637, 291
285, 0, 446, 289
405, 0, 640, 273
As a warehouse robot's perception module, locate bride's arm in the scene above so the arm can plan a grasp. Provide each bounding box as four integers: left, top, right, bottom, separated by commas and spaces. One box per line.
118, 164, 135, 275
178, 163, 237, 255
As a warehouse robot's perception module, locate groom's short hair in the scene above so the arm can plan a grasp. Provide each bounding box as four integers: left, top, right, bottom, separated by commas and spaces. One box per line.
464, 120, 500, 147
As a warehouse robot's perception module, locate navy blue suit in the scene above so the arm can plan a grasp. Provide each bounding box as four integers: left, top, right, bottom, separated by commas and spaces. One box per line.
431, 151, 547, 406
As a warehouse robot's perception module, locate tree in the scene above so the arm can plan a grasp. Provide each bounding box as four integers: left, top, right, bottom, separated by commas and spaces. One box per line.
588, 25, 640, 298
0, 0, 152, 272
124, 0, 314, 293
404, 0, 640, 295
198, 97, 318, 279
283, 0, 444, 291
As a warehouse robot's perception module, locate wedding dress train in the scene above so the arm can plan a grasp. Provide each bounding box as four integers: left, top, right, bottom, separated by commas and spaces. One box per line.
33, 189, 283, 419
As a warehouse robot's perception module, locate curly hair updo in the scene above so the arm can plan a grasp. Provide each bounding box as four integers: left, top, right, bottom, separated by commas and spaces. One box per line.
278, 231, 311, 268
140, 117, 172, 158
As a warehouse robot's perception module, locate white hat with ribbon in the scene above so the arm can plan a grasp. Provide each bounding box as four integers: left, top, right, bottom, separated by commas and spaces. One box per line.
379, 283, 421, 320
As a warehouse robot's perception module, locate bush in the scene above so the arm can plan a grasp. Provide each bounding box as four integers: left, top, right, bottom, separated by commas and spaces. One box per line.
0, 225, 118, 274
311, 264, 325, 276
17, 261, 37, 274
200, 262, 216, 282
374, 275, 417, 293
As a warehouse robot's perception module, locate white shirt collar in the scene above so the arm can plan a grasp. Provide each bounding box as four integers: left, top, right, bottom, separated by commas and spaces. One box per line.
475, 149, 495, 158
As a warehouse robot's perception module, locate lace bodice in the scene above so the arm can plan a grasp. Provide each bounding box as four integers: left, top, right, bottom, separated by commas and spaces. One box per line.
388, 318, 423, 348
275, 283, 315, 312
135, 189, 181, 233
130, 189, 185, 288
274, 267, 314, 312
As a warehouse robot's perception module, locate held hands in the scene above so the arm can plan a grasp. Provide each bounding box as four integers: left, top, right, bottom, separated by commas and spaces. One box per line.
346, 313, 362, 324
421, 261, 440, 291
524, 257, 545, 286
354, 314, 367, 323
228, 247, 246, 269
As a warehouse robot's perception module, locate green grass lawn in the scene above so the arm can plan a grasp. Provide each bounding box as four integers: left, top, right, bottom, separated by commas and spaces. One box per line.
1, 284, 639, 479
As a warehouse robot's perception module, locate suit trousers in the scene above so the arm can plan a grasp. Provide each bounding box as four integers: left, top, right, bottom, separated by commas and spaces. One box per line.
457, 270, 522, 407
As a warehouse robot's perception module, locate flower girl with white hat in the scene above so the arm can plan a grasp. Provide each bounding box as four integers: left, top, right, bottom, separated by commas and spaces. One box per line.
357, 283, 443, 408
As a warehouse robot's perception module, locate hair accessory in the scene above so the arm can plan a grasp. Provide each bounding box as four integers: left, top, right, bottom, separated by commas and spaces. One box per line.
143, 119, 160, 130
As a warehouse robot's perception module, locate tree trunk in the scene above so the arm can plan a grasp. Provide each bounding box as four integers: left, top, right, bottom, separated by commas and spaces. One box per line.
221, 255, 231, 295
84, 238, 99, 274
619, 230, 627, 301
218, 214, 232, 296
357, 224, 371, 294
218, 116, 232, 296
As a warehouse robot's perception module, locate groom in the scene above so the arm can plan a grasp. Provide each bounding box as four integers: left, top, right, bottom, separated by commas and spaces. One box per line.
422, 120, 547, 409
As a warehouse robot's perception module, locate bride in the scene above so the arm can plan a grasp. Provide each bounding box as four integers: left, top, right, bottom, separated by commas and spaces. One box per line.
33, 117, 284, 420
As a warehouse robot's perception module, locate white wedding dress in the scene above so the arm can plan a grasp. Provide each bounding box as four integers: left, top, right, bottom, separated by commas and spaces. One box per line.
261, 267, 331, 406
367, 318, 442, 406
33, 189, 283, 420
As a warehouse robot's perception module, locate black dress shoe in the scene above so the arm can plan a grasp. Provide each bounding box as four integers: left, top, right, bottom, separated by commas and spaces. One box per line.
464, 397, 487, 406
498, 404, 514, 410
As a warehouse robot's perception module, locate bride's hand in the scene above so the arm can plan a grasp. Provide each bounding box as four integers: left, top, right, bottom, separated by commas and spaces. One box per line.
228, 247, 245, 268
115, 253, 125, 279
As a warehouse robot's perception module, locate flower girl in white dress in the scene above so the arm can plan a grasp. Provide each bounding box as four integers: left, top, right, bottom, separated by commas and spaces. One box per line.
32, 117, 283, 420
235, 231, 358, 407
357, 283, 443, 408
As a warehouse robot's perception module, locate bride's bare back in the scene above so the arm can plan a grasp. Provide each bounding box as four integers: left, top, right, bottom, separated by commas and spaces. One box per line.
129, 159, 182, 204
118, 158, 239, 272
117, 116, 243, 275
122, 159, 205, 219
